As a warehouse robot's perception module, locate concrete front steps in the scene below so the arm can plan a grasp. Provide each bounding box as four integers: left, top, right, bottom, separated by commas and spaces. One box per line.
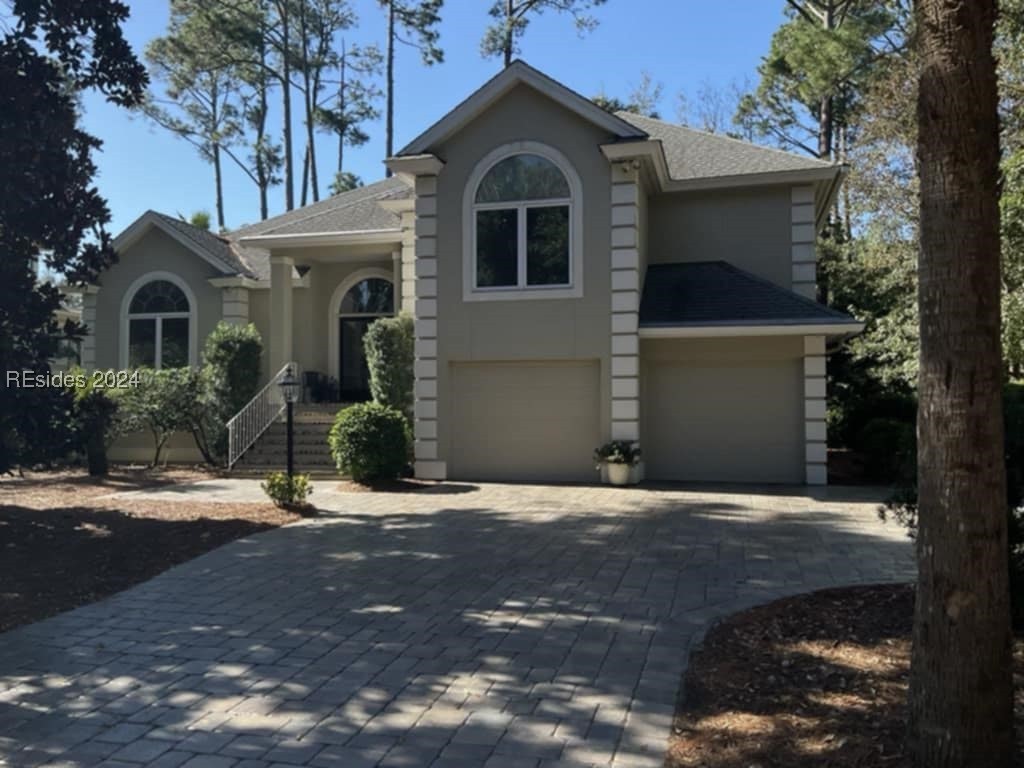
231, 404, 350, 475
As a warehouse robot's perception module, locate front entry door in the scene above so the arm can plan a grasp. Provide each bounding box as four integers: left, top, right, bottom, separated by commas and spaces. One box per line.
339, 318, 373, 401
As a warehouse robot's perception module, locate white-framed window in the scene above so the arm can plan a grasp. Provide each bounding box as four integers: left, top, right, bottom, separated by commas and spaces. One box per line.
120, 272, 197, 369
463, 142, 584, 302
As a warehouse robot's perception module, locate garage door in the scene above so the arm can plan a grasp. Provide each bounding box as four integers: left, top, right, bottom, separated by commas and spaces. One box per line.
645, 360, 803, 483
451, 361, 600, 482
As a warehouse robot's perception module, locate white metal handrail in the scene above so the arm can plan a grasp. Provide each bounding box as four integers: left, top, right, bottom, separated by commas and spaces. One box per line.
226, 362, 298, 469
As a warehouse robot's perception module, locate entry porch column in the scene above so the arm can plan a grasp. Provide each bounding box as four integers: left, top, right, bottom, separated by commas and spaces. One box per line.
269, 255, 294, 376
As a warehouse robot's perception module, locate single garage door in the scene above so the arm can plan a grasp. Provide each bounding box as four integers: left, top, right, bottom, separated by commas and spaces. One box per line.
645, 360, 804, 483
451, 361, 600, 482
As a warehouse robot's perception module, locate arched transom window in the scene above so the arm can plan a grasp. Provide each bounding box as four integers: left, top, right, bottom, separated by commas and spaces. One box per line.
472, 152, 574, 291
127, 279, 191, 369
340, 277, 394, 316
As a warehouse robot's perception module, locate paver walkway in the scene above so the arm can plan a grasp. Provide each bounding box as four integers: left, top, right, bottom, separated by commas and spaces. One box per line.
0, 483, 914, 768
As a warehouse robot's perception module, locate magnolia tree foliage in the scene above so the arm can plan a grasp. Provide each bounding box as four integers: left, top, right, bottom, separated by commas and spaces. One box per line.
0, 0, 146, 472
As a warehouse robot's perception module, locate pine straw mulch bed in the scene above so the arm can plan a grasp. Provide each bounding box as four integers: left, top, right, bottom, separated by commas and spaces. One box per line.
0, 467, 302, 633
667, 584, 1024, 767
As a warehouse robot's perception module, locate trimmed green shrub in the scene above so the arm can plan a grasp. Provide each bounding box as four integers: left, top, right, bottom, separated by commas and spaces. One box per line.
364, 314, 414, 418
328, 402, 410, 483
197, 322, 263, 462
203, 322, 263, 416
261, 471, 313, 508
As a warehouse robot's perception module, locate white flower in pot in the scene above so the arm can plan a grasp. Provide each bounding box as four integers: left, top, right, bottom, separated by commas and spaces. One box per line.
594, 440, 641, 486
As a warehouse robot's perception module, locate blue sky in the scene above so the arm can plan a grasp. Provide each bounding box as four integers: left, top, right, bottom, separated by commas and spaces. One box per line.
81, 0, 788, 234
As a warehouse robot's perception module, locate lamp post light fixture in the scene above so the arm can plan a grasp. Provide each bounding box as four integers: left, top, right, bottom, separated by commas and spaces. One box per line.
278, 364, 300, 479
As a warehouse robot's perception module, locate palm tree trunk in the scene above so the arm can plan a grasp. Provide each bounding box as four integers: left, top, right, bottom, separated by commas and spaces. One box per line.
908, 2, 1011, 766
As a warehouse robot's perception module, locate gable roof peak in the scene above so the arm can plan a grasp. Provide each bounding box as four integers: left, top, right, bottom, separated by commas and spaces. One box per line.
396, 59, 647, 157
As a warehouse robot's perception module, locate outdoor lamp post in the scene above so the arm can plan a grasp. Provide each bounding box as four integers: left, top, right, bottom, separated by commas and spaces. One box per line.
278, 365, 300, 479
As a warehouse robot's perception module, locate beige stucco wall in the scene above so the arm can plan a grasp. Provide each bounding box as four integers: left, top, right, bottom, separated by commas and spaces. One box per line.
91, 227, 224, 370
647, 185, 793, 289
109, 430, 204, 465
429, 84, 616, 466
641, 337, 805, 483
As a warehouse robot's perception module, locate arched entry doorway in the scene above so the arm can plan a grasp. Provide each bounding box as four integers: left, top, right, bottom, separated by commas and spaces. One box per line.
328, 270, 394, 401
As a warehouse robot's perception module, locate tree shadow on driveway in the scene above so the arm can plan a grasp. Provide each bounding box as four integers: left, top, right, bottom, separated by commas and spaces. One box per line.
0, 488, 914, 767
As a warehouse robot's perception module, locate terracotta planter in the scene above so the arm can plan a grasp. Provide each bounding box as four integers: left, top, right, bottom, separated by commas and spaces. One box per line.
606, 462, 633, 486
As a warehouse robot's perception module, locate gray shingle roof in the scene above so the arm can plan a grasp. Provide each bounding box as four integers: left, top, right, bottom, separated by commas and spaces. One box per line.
227, 178, 410, 280
639, 261, 859, 328
228, 178, 410, 280
151, 212, 256, 278
616, 113, 835, 182
233, 177, 409, 238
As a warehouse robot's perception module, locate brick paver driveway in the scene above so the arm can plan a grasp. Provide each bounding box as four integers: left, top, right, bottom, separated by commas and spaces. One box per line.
0, 483, 914, 768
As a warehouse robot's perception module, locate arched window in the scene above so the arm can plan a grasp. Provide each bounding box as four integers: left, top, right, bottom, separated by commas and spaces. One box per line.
472, 152, 573, 291
125, 278, 192, 369
336, 277, 394, 400
340, 278, 394, 316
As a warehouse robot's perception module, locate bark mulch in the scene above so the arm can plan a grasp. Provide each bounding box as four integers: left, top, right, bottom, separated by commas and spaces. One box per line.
0, 467, 302, 633
667, 584, 1024, 767
336, 478, 439, 493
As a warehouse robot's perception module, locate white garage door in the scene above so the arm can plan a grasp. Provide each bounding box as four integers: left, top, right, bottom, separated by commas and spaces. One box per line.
451, 361, 600, 482
645, 360, 804, 483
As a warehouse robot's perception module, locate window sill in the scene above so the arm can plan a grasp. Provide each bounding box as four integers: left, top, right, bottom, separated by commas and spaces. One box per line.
463, 284, 584, 302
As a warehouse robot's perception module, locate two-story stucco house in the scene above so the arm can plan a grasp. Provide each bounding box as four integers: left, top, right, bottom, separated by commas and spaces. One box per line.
82, 62, 862, 484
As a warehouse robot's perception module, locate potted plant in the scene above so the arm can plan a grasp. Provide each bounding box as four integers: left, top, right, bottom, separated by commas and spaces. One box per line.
594, 440, 641, 486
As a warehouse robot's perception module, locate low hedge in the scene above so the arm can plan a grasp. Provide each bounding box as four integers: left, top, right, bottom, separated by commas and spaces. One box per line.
327, 402, 410, 483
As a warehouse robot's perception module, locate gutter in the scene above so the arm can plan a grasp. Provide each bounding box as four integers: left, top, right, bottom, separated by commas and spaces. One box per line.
238, 229, 403, 248
638, 322, 865, 339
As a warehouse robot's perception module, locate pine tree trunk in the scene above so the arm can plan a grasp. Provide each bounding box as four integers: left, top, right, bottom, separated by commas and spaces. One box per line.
337, 44, 346, 174
504, 0, 514, 67
300, 142, 309, 207
908, 2, 1011, 766
385, 1, 395, 177
298, 0, 318, 204
279, 0, 294, 211
257, 1, 269, 221
213, 144, 225, 230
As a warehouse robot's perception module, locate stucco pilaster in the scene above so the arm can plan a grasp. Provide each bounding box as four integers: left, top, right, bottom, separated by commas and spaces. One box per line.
221, 286, 249, 326
792, 185, 817, 299
399, 210, 417, 315
411, 174, 446, 480
804, 334, 828, 485
80, 290, 98, 369
610, 162, 641, 446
